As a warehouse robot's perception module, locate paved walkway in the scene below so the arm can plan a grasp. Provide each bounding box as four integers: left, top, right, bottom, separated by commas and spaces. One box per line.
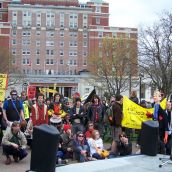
0, 143, 139, 172
0, 146, 30, 172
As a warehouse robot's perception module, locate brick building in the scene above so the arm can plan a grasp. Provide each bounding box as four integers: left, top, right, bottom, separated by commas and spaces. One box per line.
0, 0, 138, 97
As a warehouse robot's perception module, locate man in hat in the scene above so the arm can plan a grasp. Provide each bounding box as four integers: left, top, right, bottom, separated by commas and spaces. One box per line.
60, 124, 73, 159
3, 90, 25, 127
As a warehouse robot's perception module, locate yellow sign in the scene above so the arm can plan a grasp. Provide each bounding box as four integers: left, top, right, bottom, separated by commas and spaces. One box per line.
39, 88, 57, 94
0, 74, 7, 89
122, 96, 167, 129
0, 74, 7, 101
0, 88, 6, 101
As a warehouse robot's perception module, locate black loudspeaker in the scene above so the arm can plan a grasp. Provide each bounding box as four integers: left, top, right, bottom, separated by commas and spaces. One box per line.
30, 124, 59, 172
140, 120, 159, 156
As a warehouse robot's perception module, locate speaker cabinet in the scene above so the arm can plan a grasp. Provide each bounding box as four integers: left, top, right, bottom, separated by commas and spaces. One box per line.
140, 120, 159, 156
30, 124, 59, 172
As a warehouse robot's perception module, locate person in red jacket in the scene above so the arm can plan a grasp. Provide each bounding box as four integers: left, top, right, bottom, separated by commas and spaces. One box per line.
31, 93, 48, 126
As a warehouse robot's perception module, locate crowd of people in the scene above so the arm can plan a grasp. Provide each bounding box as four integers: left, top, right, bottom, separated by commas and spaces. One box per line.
0, 89, 171, 166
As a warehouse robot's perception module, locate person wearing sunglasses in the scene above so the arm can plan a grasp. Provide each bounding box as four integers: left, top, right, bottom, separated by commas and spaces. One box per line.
3, 90, 25, 127
73, 131, 90, 162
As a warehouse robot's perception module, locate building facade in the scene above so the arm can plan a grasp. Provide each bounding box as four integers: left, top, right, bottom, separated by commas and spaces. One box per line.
0, 0, 138, 98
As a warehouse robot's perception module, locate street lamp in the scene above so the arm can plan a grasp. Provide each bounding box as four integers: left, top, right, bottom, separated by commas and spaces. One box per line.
139, 73, 144, 103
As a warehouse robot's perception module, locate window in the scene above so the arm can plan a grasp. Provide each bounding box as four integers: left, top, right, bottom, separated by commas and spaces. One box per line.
69, 51, 77, 56
22, 31, 31, 36
36, 31, 40, 36
46, 12, 55, 18
60, 41, 64, 47
83, 14, 87, 20
22, 39, 30, 45
83, 32, 87, 38
83, 51, 87, 57
83, 41, 87, 47
36, 40, 40, 46
12, 39, 16, 45
60, 13, 64, 20
36, 49, 40, 55
60, 59, 64, 64
60, 22, 64, 28
69, 32, 77, 37
46, 31, 54, 37
98, 32, 103, 38
0, 3, 2, 8
46, 41, 54, 46
22, 58, 30, 65
83, 60, 87, 66
95, 6, 101, 13
73, 60, 77, 65
46, 49, 54, 55
12, 48, 16, 55
12, 58, 16, 64
46, 59, 54, 65
23, 11, 32, 17
0, 13, 2, 20
36, 21, 41, 27
36, 12, 41, 18
60, 31, 64, 37
69, 41, 77, 47
23, 21, 31, 27
22, 49, 30, 55
96, 18, 100, 24
12, 11, 17, 17
36, 58, 40, 65
60, 50, 64, 56
12, 30, 17, 36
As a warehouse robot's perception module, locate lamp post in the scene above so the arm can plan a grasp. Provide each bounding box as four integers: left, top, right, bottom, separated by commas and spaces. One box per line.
139, 73, 144, 103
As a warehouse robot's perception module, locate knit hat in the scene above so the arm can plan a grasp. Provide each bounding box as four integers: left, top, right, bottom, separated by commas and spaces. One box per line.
63, 124, 71, 132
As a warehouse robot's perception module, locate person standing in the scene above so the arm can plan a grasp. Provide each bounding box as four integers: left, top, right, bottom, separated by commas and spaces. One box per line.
31, 93, 48, 126
87, 95, 105, 136
70, 98, 85, 134
151, 90, 169, 154
165, 101, 172, 155
20, 91, 31, 123
3, 90, 25, 127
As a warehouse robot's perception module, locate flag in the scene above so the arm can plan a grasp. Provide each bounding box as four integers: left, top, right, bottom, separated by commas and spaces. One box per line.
83, 88, 96, 105
122, 96, 167, 129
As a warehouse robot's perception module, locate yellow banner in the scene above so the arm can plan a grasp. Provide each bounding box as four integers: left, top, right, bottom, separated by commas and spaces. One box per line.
122, 96, 167, 129
0, 73, 7, 89
39, 88, 57, 94
0, 74, 7, 101
0, 88, 6, 101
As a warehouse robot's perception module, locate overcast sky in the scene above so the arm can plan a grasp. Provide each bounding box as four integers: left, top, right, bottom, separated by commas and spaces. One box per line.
80, 0, 172, 28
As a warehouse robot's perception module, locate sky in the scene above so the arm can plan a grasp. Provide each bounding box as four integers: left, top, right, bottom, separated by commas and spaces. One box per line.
79, 0, 172, 28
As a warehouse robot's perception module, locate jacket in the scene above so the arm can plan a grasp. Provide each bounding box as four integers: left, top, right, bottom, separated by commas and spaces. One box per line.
2, 128, 27, 149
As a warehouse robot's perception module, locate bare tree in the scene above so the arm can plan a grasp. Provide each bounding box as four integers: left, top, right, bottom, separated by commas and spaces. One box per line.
0, 46, 25, 86
139, 11, 172, 97
88, 36, 138, 95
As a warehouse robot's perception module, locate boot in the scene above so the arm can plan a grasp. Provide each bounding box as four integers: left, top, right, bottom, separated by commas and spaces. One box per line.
5, 157, 11, 165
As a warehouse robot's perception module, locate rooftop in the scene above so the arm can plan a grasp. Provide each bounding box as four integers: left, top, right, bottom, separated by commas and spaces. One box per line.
18, 0, 80, 7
